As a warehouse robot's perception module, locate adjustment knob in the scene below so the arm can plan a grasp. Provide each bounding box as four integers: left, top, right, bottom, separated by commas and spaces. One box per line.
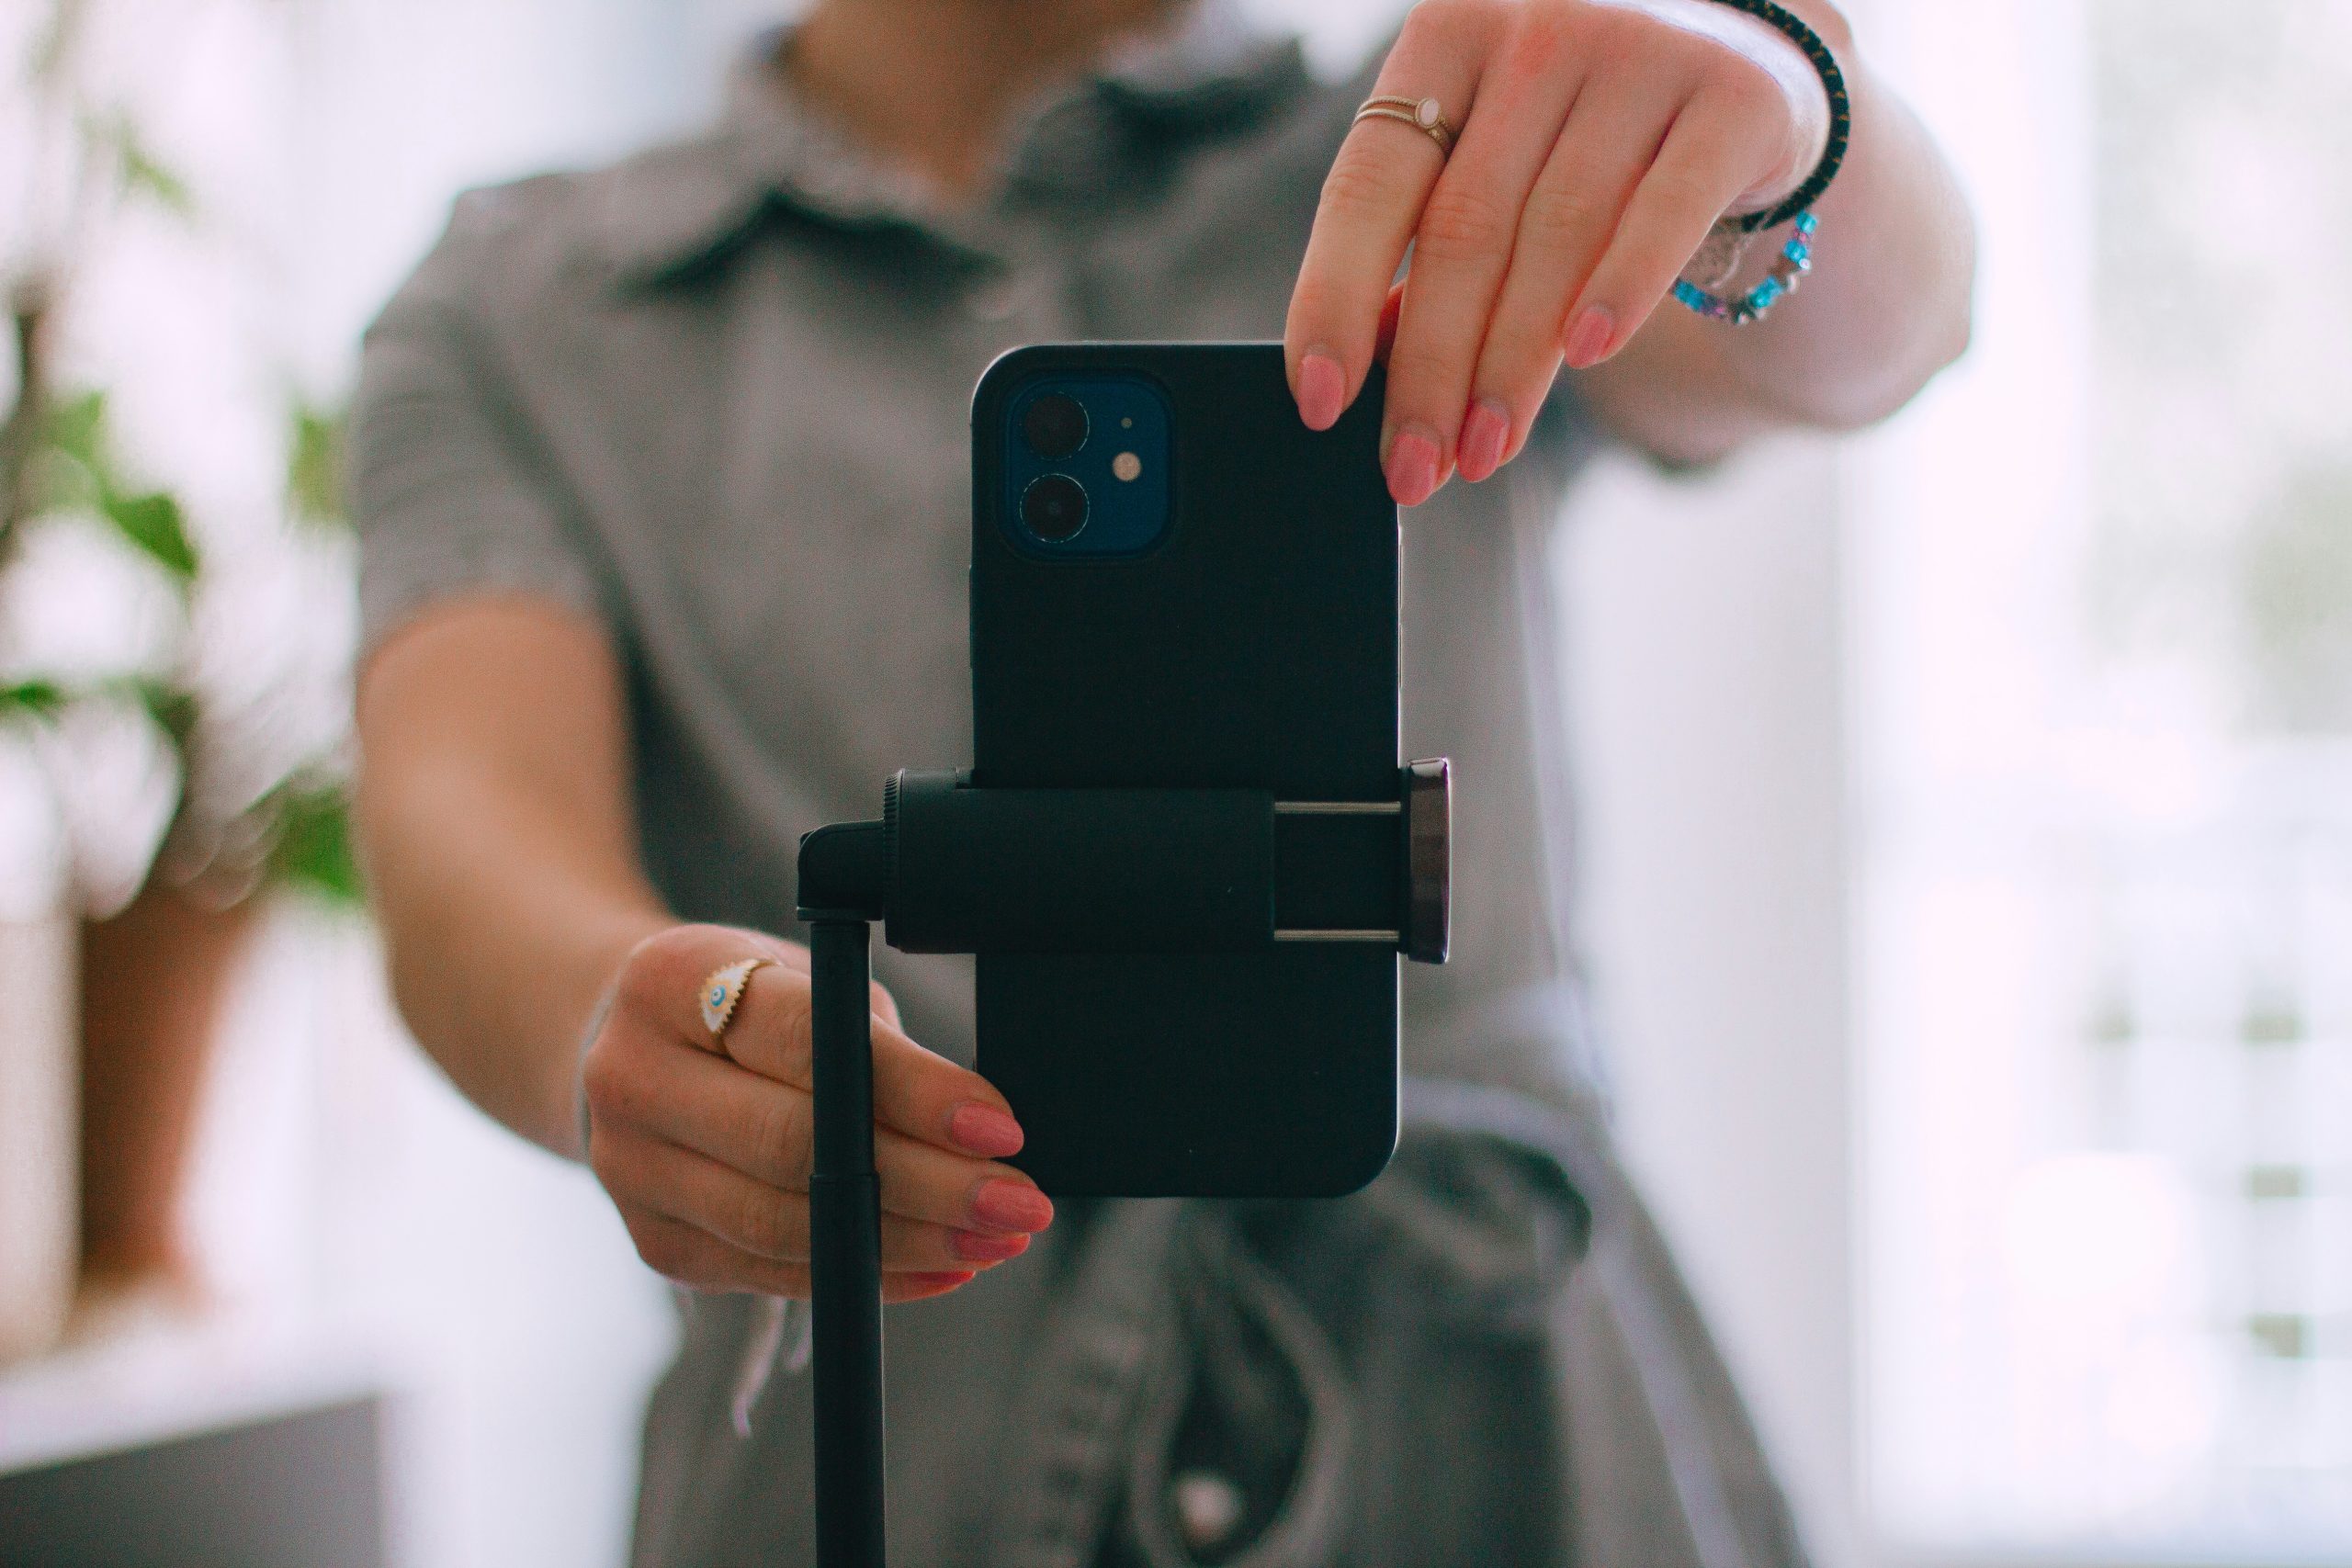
1401, 758, 1451, 964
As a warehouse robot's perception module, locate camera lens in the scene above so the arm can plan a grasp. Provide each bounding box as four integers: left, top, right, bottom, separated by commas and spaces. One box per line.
1021, 473, 1089, 541
1021, 393, 1088, 459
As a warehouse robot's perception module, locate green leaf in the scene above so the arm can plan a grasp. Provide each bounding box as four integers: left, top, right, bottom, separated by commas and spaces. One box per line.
85, 112, 195, 218
128, 676, 198, 749
101, 491, 199, 580
286, 403, 347, 525
268, 785, 365, 905
42, 390, 106, 471
29, 389, 113, 514
0, 679, 67, 718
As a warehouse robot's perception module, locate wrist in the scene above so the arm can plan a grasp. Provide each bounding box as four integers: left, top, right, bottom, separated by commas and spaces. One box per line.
1720, 12, 1835, 213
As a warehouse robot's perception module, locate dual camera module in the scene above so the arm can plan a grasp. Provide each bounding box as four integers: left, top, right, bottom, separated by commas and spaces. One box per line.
1019, 393, 1091, 541
1003, 378, 1166, 557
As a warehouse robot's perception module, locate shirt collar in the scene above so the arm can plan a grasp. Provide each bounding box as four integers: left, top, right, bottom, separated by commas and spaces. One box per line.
597, 0, 1307, 285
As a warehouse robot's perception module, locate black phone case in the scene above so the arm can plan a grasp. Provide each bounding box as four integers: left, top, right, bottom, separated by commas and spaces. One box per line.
969, 343, 1400, 1197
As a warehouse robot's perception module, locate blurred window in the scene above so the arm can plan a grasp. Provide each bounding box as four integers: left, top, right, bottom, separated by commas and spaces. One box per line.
1860, 0, 2352, 1558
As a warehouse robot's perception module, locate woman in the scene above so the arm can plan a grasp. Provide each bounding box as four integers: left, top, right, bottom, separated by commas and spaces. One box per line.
352, 0, 1972, 1562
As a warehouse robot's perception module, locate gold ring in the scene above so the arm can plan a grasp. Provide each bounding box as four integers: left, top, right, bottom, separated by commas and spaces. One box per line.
1353, 94, 1456, 156
698, 957, 775, 1043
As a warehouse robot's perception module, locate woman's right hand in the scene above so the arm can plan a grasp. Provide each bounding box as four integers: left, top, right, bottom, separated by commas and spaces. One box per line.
581, 924, 1053, 1303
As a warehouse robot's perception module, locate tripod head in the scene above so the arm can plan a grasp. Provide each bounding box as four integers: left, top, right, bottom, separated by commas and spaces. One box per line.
792, 760, 1451, 1568
799, 762, 1451, 959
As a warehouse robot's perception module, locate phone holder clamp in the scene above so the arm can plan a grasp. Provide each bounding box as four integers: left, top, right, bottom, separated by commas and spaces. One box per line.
792, 761, 1452, 1568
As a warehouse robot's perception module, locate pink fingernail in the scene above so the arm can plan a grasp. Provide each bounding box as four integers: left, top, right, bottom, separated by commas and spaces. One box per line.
972, 1179, 1055, 1233
1384, 428, 1441, 508
952, 1229, 1032, 1263
1564, 307, 1615, 369
1296, 351, 1347, 431
901, 1270, 976, 1295
948, 1102, 1024, 1157
1457, 400, 1510, 483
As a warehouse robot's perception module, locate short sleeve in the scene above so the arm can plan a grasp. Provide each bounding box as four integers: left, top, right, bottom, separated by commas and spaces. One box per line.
348, 203, 607, 659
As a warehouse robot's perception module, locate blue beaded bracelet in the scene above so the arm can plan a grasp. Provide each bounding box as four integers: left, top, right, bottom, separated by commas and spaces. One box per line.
1668, 0, 1847, 326
1673, 210, 1817, 324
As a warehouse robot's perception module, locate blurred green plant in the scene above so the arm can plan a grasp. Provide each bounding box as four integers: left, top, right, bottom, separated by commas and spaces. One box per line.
0, 389, 364, 910
2, 0, 361, 913
265, 775, 363, 904
27, 390, 202, 583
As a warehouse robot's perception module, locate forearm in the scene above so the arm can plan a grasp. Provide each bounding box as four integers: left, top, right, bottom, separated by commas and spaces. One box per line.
356, 599, 673, 1158
1584, 4, 1976, 459
353, 599, 1042, 1307
363, 761, 669, 1156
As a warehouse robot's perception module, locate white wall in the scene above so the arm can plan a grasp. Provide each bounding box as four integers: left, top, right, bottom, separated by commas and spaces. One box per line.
1558, 442, 1864, 1567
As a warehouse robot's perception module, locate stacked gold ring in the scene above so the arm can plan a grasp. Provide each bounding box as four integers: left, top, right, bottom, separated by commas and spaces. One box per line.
1352, 94, 1456, 156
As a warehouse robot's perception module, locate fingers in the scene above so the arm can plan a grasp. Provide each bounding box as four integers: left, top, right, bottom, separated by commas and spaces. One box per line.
591, 1028, 1049, 1231
611, 925, 1018, 1159
596, 1127, 1037, 1273
622, 1210, 812, 1297
1295, 0, 1818, 497
875, 1122, 1055, 1234
1461, 71, 1676, 477
1375, 6, 1586, 503
1559, 87, 1770, 367
724, 977, 1023, 1159
615, 924, 807, 1045
618, 1213, 978, 1304
590, 1037, 1050, 1224
1283, 0, 1501, 434
592, 1036, 811, 1183
586, 923, 1052, 1310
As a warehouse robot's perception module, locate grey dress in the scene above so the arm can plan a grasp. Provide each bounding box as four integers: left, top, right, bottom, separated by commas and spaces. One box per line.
350, 9, 1812, 1566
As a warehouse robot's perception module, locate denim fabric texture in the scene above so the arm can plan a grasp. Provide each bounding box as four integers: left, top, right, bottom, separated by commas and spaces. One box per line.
625, 1084, 1809, 1567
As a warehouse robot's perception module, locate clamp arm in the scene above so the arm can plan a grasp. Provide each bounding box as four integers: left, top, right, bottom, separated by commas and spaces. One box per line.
792, 761, 1451, 1568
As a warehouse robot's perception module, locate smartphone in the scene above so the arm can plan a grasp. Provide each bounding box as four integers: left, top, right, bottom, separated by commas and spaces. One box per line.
967, 343, 1400, 1198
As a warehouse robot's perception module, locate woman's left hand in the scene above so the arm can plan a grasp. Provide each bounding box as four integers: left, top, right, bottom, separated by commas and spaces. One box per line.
1284, 0, 1837, 504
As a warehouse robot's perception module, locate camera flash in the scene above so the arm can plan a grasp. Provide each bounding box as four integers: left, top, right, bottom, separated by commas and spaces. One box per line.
1112, 451, 1143, 482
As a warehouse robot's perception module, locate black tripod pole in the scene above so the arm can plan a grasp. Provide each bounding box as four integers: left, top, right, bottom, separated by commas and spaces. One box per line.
808, 915, 887, 1568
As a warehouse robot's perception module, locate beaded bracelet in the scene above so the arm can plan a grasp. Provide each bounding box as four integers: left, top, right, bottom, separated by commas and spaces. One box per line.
1674, 210, 1817, 324
1672, 0, 1849, 325
1709, 0, 1851, 232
